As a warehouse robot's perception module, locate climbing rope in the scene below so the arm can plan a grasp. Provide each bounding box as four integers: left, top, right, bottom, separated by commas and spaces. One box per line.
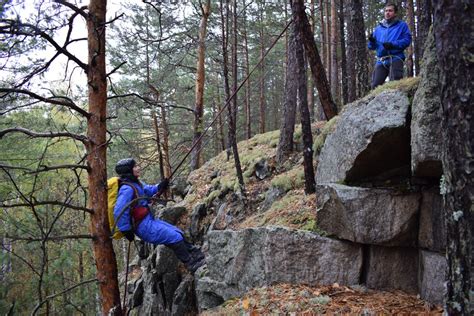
114, 19, 294, 313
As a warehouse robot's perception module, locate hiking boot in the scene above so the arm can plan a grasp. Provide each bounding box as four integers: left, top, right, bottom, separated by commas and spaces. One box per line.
167, 240, 206, 274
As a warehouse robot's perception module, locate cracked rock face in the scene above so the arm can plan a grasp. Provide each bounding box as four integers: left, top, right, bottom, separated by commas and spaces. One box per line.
316, 90, 411, 185
316, 183, 420, 247
411, 30, 443, 179
196, 226, 362, 310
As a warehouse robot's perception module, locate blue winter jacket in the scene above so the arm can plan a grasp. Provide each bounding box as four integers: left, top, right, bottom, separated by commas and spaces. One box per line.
368, 19, 412, 63
114, 181, 183, 244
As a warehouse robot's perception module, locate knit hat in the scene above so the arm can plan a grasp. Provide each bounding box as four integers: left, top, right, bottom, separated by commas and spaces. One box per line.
115, 158, 136, 176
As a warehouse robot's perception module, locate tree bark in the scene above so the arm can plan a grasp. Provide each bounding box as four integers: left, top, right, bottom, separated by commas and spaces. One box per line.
319, 0, 326, 72
325, 0, 331, 78
294, 17, 316, 194
339, 0, 348, 105
346, 1, 356, 103
86, 0, 122, 314
307, 0, 315, 121
416, 0, 432, 63
277, 23, 298, 164
190, 0, 211, 170
350, 0, 369, 97
230, 0, 245, 192
291, 0, 338, 120
259, 0, 266, 133
330, 0, 339, 105
405, 0, 415, 77
242, 0, 252, 139
433, 2, 473, 314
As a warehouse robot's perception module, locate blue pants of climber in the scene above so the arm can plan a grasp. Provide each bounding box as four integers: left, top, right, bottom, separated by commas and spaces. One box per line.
136, 214, 205, 273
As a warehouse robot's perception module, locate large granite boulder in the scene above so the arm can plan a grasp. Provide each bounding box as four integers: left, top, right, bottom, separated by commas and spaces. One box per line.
419, 250, 446, 305
365, 245, 419, 294
411, 30, 443, 178
418, 188, 446, 252
316, 183, 420, 247
316, 90, 411, 184
196, 226, 362, 310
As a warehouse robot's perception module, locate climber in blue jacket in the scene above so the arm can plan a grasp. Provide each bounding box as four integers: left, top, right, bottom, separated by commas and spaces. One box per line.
368, 3, 412, 89
113, 158, 205, 273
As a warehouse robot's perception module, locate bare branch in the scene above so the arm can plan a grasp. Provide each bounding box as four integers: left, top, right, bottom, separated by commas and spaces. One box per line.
5, 234, 93, 242
0, 88, 90, 117
0, 18, 88, 72
0, 244, 40, 276
0, 127, 88, 144
0, 164, 31, 171
2, 201, 92, 213
54, 0, 88, 19
106, 61, 126, 78
32, 278, 98, 315
27, 164, 90, 174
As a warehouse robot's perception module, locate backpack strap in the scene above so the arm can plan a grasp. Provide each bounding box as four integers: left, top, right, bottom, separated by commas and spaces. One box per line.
119, 181, 152, 230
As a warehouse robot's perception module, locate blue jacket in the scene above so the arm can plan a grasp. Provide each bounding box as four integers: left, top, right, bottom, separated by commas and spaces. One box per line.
114, 181, 183, 244
368, 19, 412, 63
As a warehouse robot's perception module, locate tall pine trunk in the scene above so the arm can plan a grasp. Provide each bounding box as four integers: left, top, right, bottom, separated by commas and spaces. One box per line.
242, 0, 251, 139
190, 0, 211, 170
433, 2, 473, 313
86, 0, 122, 314
277, 23, 298, 164
291, 0, 338, 120
346, 1, 356, 103
330, 0, 339, 105
258, 1, 266, 133
319, 0, 326, 72
230, 0, 245, 192
416, 0, 432, 63
294, 16, 316, 194
339, 0, 348, 105
405, 0, 415, 77
325, 0, 331, 78
351, 0, 369, 97
307, 0, 315, 121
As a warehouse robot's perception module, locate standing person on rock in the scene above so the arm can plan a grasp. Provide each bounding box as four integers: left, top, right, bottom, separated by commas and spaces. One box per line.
113, 158, 205, 273
368, 3, 412, 89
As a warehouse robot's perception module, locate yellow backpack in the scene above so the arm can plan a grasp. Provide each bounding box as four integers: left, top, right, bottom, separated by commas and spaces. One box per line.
107, 177, 138, 239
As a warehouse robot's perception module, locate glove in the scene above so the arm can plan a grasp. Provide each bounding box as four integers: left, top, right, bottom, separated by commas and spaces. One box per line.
368, 33, 375, 43
383, 42, 395, 50
123, 230, 134, 242
159, 178, 170, 191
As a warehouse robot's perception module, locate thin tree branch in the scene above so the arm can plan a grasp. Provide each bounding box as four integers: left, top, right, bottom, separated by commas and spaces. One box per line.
0, 19, 88, 72
27, 164, 90, 174
31, 278, 98, 315
54, 0, 88, 19
5, 234, 93, 242
2, 201, 92, 213
0, 127, 88, 144
0, 88, 90, 117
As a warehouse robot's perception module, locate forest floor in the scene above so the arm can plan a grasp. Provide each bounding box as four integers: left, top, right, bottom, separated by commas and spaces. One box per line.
201, 283, 443, 315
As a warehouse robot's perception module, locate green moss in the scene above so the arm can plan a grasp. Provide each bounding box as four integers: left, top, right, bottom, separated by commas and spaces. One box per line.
250, 129, 280, 146
300, 219, 316, 231
369, 76, 420, 98
313, 116, 339, 155
269, 194, 300, 212
271, 166, 305, 192
204, 189, 222, 205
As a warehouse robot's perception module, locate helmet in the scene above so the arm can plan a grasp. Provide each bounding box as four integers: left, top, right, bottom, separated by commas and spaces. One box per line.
115, 158, 136, 176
